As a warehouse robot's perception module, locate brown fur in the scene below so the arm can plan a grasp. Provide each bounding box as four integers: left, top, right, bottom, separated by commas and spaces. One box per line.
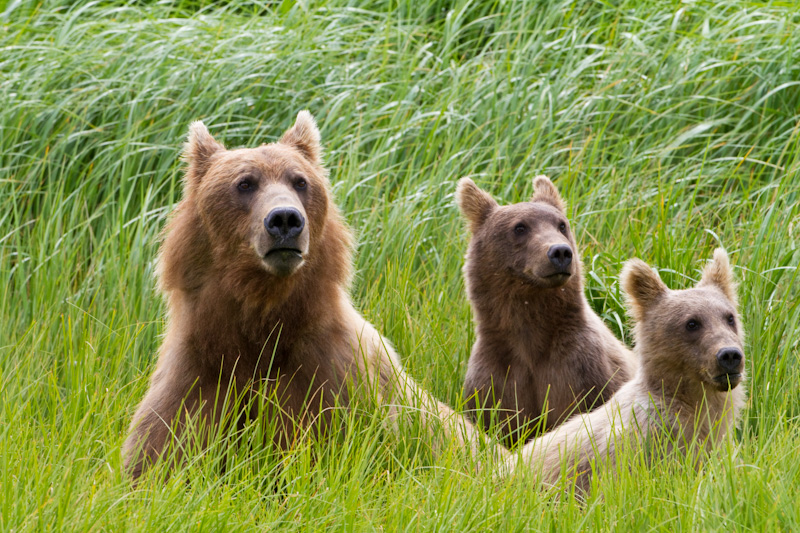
504, 249, 747, 493
124, 112, 503, 479
457, 177, 637, 446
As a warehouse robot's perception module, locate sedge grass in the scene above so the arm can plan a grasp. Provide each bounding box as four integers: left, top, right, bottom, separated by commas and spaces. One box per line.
1, 0, 799, 529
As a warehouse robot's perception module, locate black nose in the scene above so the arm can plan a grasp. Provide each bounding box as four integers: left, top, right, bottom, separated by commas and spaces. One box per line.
265, 207, 305, 239
716, 348, 743, 373
547, 244, 573, 272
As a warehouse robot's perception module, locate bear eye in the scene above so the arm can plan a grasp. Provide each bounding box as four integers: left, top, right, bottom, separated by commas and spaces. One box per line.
686, 319, 701, 332
727, 314, 736, 327
294, 177, 308, 191
514, 223, 527, 235
559, 222, 567, 234
237, 177, 256, 192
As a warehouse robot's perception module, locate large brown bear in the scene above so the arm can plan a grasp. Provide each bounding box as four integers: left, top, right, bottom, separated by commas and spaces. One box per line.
123, 112, 501, 479
457, 177, 637, 446
503, 249, 746, 493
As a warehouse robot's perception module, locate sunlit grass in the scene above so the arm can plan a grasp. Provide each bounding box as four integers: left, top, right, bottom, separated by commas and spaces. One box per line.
1, 0, 798, 529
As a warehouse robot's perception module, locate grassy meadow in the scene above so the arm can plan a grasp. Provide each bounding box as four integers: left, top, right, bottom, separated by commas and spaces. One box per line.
1, 0, 799, 529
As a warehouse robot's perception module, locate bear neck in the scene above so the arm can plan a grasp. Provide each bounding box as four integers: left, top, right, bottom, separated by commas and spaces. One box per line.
162, 207, 354, 372
468, 262, 590, 358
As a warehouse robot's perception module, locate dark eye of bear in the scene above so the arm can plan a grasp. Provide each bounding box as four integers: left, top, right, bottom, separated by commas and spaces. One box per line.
559, 222, 567, 234
294, 177, 308, 191
237, 177, 256, 192
514, 223, 527, 235
685, 319, 701, 332
727, 314, 736, 327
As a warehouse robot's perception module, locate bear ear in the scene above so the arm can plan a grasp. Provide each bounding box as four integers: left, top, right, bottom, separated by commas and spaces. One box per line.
531, 175, 566, 212
698, 248, 738, 305
621, 258, 668, 321
456, 178, 498, 232
279, 110, 322, 165
183, 121, 225, 189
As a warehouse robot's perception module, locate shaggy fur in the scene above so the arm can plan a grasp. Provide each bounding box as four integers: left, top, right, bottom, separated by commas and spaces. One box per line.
123, 112, 503, 479
457, 177, 637, 446
503, 249, 747, 493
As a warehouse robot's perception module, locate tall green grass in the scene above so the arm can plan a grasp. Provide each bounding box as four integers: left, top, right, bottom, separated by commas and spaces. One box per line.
1, 0, 798, 529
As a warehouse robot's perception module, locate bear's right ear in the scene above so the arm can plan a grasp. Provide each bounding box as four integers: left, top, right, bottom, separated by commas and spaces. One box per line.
621, 258, 668, 321
531, 175, 566, 212
456, 178, 497, 232
183, 121, 225, 190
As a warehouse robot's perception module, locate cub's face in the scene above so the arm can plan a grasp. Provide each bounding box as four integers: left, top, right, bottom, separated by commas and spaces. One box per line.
185, 112, 328, 277
479, 202, 576, 288
456, 176, 577, 288
623, 249, 745, 392
644, 288, 743, 391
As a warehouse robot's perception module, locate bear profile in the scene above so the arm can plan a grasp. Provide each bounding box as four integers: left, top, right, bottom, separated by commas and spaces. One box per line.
456, 177, 637, 445
503, 249, 746, 492
123, 112, 502, 479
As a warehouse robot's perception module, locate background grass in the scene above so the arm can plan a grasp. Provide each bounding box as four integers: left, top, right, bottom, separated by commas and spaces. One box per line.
1, 0, 799, 529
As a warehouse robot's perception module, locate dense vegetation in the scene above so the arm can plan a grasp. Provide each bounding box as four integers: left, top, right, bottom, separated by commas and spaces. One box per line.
1, 0, 798, 529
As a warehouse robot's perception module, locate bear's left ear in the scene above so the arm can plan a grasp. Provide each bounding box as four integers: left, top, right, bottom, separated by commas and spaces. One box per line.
183, 121, 225, 191
279, 110, 322, 165
531, 175, 566, 212
621, 258, 668, 321
698, 248, 738, 305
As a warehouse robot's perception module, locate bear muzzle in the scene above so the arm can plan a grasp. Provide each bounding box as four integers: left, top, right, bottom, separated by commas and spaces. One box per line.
527, 244, 573, 287
711, 347, 744, 390
265, 207, 305, 240
547, 244, 573, 273
260, 206, 309, 276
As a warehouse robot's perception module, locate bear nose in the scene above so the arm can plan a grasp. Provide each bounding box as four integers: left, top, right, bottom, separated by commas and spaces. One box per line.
265, 207, 305, 239
716, 347, 743, 373
547, 244, 573, 272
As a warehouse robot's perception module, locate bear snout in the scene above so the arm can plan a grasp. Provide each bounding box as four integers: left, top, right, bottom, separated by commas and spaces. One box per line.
715, 347, 743, 374
713, 347, 744, 389
547, 244, 573, 273
265, 207, 306, 241
260, 206, 308, 277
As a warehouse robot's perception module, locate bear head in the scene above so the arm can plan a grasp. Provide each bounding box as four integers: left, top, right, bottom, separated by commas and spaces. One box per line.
456, 175, 578, 289
180, 111, 331, 279
622, 248, 745, 393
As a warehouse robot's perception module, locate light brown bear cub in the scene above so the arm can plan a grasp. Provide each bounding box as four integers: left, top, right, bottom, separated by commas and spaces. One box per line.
504, 249, 746, 492
124, 112, 500, 479
457, 176, 637, 446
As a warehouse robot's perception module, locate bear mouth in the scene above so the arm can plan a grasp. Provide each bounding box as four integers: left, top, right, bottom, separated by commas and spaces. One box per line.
542, 272, 571, 286
262, 247, 305, 277
712, 372, 742, 390
517, 270, 572, 289
265, 247, 303, 259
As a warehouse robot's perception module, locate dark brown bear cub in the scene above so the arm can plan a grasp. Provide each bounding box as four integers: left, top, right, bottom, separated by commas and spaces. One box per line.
124, 112, 501, 479
457, 176, 637, 446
